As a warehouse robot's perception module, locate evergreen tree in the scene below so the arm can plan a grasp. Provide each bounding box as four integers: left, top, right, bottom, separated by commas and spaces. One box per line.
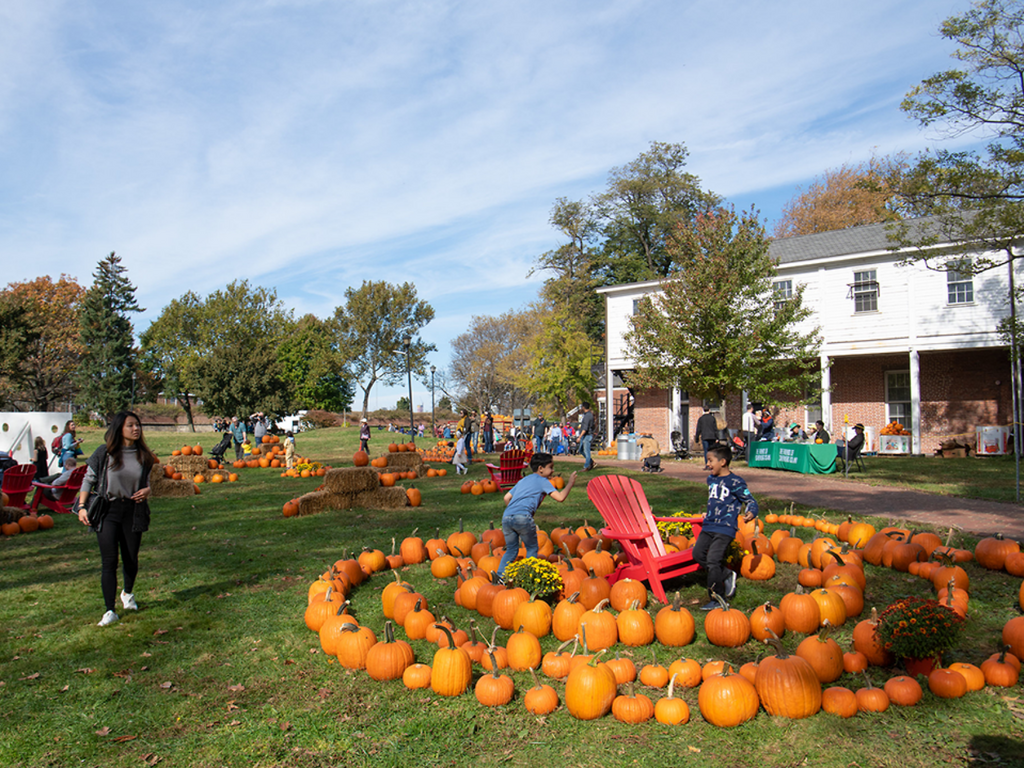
76, 252, 142, 422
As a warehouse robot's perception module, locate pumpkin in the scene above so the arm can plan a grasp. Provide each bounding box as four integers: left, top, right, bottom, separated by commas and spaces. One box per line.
430, 626, 473, 696
639, 650, 670, 688
855, 674, 890, 712
492, 587, 530, 631
821, 686, 858, 718
512, 594, 552, 638
475, 651, 515, 706
809, 588, 847, 627
353, 450, 369, 467
608, 578, 648, 611
981, 647, 1020, 687
704, 594, 751, 648
795, 622, 844, 683
697, 668, 759, 727
653, 591, 696, 647
754, 635, 822, 719
852, 607, 894, 666
974, 533, 1019, 570
365, 621, 413, 681
541, 638, 576, 680
523, 669, 560, 715
669, 657, 703, 688
564, 653, 617, 720
883, 674, 923, 706
1003, 615, 1024, 660
612, 681, 654, 724
605, 651, 637, 685
578, 568, 612, 610
946, 662, 985, 691
577, 600, 618, 651
335, 623, 377, 670
402, 663, 432, 689
447, 518, 478, 556
779, 588, 821, 634
406, 487, 422, 507
392, 587, 427, 626
749, 601, 786, 643
616, 600, 655, 647
843, 651, 869, 674
400, 529, 427, 564
928, 668, 968, 699
506, 625, 543, 671
357, 547, 386, 573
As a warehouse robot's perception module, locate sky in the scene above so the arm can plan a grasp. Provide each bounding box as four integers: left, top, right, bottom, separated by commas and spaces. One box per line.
0, 0, 976, 412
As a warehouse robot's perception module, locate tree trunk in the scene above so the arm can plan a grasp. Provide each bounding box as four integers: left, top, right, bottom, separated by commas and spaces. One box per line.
178, 394, 195, 432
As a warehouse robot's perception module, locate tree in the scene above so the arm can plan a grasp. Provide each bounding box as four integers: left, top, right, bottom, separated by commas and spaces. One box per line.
773, 154, 911, 238
277, 315, 354, 412
522, 307, 596, 419
76, 253, 143, 422
334, 281, 435, 420
140, 281, 296, 423
625, 207, 822, 414
0, 275, 85, 411
449, 309, 538, 416
396, 396, 411, 412
0, 292, 41, 406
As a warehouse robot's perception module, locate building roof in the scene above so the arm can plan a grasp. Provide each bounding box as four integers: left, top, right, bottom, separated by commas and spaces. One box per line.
770, 220, 900, 264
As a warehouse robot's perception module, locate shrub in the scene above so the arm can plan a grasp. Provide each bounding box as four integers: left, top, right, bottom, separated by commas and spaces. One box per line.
300, 410, 341, 430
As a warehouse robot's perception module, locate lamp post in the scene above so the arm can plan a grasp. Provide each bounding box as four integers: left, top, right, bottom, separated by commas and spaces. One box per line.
430, 365, 436, 437
403, 336, 414, 437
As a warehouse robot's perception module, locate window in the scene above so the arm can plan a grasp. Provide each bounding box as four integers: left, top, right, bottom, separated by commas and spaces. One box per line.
632, 299, 640, 315
886, 370, 912, 432
947, 268, 973, 304
773, 280, 792, 311
851, 270, 878, 313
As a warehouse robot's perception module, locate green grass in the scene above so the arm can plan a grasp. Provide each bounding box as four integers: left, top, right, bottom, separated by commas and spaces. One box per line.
846, 454, 1024, 504
2, 426, 1023, 768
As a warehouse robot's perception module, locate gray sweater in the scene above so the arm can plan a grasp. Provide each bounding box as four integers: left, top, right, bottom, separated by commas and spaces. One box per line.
82, 446, 146, 499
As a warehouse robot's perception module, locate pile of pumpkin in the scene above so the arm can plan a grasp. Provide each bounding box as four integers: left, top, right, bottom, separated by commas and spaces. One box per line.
595, 444, 619, 458
880, 422, 911, 436
1, 492, 55, 536
458, 475, 567, 497
418, 440, 456, 463
302, 516, 1024, 724
161, 457, 238, 484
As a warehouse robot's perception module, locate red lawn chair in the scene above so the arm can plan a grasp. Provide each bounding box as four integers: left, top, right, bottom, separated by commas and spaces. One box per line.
485, 449, 530, 491
30, 465, 88, 515
2, 463, 39, 509
586, 474, 704, 604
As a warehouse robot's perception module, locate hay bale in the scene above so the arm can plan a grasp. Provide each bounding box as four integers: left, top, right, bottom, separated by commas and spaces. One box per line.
385, 452, 423, 472
2, 506, 28, 524
324, 467, 380, 494
168, 455, 214, 475
200, 469, 231, 483
296, 490, 329, 517
355, 486, 410, 510
150, 473, 196, 498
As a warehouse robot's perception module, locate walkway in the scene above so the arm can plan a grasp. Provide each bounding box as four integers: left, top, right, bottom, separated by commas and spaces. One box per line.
565, 455, 1024, 541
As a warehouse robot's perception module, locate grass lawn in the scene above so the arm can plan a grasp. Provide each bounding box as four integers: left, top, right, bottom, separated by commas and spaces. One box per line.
838, 453, 1024, 504
2, 426, 1023, 768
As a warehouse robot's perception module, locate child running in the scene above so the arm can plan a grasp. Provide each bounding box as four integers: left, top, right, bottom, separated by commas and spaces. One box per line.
496, 453, 577, 577
692, 444, 759, 611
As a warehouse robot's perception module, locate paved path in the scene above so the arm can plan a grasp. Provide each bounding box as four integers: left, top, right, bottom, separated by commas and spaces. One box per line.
560, 455, 1024, 541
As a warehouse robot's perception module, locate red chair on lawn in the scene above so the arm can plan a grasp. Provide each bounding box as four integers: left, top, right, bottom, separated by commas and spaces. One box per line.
2, 463, 39, 509
485, 449, 530, 491
30, 465, 88, 515
586, 474, 704, 604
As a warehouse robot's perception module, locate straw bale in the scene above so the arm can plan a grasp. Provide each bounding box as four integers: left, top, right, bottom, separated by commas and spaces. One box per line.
385, 452, 423, 471
355, 486, 410, 510
150, 474, 196, 498
296, 490, 329, 517
200, 469, 232, 483
2, 506, 28, 524
168, 455, 213, 475
324, 467, 380, 494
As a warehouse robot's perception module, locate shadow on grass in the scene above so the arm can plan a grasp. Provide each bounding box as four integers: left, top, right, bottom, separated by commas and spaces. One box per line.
968, 735, 1024, 766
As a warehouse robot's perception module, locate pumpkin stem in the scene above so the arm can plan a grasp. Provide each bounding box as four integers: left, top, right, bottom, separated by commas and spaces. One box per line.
488, 624, 500, 651
434, 623, 457, 651
709, 592, 729, 611
458, 517, 465, 533
592, 598, 611, 613
667, 672, 678, 699
383, 620, 395, 644
486, 650, 501, 679
410, 527, 419, 537
763, 628, 790, 658
579, 623, 590, 653
671, 591, 682, 611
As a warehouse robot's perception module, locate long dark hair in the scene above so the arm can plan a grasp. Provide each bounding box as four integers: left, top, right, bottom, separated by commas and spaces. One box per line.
105, 411, 157, 471
61, 420, 75, 435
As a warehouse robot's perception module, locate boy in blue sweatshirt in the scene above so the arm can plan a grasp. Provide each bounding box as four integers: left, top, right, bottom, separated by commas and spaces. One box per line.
692, 444, 759, 611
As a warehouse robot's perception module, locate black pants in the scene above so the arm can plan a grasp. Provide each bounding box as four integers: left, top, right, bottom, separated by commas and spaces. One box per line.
692, 531, 733, 600
96, 499, 142, 612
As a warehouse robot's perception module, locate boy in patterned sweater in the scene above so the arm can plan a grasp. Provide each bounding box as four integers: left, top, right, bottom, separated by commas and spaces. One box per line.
692, 444, 759, 611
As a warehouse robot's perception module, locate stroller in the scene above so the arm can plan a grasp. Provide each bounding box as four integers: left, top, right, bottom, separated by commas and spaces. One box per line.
730, 433, 748, 461
669, 431, 689, 460
209, 432, 234, 463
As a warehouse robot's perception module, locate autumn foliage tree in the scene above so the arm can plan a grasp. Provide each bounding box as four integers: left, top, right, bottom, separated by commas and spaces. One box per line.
0, 275, 85, 410
626, 207, 821, 415
773, 154, 910, 238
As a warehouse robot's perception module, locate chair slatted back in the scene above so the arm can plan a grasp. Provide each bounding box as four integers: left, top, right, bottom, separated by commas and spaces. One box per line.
586, 475, 668, 558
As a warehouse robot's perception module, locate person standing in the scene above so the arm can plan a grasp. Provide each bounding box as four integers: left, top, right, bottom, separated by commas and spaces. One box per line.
694, 406, 720, 468
483, 413, 494, 453
359, 418, 371, 452
75, 411, 157, 627
230, 416, 245, 461
548, 422, 562, 455
742, 403, 757, 461
532, 414, 546, 454
33, 436, 49, 479
252, 413, 267, 446
465, 411, 478, 461
579, 402, 595, 471
60, 420, 84, 468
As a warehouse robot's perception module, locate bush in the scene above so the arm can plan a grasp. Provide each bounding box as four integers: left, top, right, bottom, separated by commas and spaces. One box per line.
300, 410, 341, 430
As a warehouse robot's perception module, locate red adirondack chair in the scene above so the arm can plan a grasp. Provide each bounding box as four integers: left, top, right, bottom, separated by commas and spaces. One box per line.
586, 474, 704, 604
30, 465, 88, 515
485, 449, 530, 491
2, 463, 39, 509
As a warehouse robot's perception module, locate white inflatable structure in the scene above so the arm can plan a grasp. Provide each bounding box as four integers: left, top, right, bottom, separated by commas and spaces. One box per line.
0, 412, 73, 471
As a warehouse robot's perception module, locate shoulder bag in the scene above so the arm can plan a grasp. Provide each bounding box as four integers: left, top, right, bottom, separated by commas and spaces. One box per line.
85, 456, 110, 528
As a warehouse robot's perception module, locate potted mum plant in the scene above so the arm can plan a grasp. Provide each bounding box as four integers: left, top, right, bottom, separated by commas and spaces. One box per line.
876, 596, 965, 675
503, 557, 564, 601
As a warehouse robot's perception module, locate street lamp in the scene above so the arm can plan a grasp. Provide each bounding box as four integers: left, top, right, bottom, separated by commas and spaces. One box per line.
430, 365, 436, 437
403, 336, 414, 437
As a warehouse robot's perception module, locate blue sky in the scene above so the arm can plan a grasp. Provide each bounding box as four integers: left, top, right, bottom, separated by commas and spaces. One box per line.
1, 0, 974, 411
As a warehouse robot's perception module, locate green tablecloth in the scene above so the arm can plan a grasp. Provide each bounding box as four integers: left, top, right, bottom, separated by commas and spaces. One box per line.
748, 441, 836, 474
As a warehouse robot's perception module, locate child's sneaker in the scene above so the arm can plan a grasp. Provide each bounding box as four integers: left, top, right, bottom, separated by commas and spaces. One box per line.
725, 571, 737, 599
699, 600, 719, 612
120, 591, 138, 611
97, 610, 120, 627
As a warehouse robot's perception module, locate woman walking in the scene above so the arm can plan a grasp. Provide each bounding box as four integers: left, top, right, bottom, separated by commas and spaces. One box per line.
76, 411, 157, 627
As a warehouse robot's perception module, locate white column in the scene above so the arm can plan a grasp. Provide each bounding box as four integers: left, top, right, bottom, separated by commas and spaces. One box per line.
671, 387, 682, 437
820, 353, 832, 431
910, 349, 921, 455
604, 292, 613, 447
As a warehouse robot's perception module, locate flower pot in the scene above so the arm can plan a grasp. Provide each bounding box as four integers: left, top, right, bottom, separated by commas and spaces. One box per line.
903, 656, 937, 677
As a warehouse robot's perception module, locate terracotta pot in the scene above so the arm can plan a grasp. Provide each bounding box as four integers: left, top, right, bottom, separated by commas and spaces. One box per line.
903, 656, 937, 677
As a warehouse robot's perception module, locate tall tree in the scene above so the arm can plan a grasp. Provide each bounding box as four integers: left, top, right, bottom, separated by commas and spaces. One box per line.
0, 275, 85, 410
773, 154, 911, 238
625, 207, 821, 414
76, 253, 142, 422
334, 281, 435, 420
0, 293, 41, 407
139, 292, 205, 429
277, 315, 354, 412
523, 307, 596, 420
449, 308, 538, 416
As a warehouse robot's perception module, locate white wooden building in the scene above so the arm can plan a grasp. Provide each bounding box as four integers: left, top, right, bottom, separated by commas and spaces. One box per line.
597, 220, 1022, 455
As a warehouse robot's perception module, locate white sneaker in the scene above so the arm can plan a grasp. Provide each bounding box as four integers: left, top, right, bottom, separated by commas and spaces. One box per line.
725, 570, 737, 599
120, 591, 138, 611
98, 610, 120, 627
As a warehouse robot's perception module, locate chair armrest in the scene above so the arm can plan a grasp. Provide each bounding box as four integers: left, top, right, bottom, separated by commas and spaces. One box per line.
599, 527, 649, 541
485, 464, 499, 471
32, 481, 60, 491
